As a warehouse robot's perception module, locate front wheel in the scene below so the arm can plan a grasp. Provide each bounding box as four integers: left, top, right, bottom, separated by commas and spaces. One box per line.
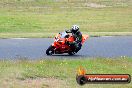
46, 45, 54, 55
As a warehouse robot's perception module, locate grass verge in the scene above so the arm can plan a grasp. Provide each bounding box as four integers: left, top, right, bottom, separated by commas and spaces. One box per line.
1, 32, 132, 38
0, 1, 132, 38
0, 57, 132, 88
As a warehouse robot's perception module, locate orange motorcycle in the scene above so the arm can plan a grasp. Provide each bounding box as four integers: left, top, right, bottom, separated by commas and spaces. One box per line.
46, 31, 88, 55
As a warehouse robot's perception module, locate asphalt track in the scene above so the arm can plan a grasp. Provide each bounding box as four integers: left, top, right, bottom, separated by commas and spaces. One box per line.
0, 36, 132, 59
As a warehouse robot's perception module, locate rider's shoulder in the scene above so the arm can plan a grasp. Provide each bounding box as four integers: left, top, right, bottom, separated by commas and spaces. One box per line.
76, 31, 82, 35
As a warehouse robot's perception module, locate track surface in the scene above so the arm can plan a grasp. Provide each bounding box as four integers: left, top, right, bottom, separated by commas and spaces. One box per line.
0, 36, 132, 59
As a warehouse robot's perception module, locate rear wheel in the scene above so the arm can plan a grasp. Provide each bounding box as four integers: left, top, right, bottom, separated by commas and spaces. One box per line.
46, 45, 54, 55
68, 52, 76, 55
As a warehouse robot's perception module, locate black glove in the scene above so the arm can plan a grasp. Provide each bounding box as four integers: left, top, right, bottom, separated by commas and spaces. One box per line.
65, 29, 71, 33
66, 41, 70, 45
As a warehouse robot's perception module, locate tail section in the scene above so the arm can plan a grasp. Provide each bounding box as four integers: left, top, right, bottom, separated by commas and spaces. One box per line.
82, 35, 89, 44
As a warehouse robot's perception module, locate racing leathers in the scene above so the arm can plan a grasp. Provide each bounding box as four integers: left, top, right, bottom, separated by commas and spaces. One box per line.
66, 29, 82, 53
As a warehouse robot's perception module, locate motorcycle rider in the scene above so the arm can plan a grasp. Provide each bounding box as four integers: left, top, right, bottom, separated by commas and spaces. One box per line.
65, 25, 82, 53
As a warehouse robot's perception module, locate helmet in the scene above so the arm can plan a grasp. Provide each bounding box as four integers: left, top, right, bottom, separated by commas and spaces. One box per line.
71, 25, 79, 34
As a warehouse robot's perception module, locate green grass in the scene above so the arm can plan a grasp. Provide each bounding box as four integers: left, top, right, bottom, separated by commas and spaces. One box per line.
0, 57, 132, 88
0, 0, 132, 38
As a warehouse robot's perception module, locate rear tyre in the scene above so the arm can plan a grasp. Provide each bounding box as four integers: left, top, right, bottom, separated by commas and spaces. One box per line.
68, 52, 76, 55
46, 45, 54, 55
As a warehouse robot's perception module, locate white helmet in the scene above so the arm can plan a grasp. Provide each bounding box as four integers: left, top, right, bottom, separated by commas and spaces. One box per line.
71, 25, 79, 33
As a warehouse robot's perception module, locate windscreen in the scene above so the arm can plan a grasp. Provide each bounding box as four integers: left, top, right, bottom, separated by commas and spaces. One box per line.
60, 31, 67, 38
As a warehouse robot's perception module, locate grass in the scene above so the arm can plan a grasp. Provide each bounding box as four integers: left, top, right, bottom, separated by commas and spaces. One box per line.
0, 0, 132, 38
0, 57, 132, 88
1, 32, 132, 38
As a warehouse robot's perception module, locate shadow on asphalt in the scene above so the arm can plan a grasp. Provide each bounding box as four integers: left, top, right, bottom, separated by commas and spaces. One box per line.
44, 54, 87, 59
52, 54, 81, 57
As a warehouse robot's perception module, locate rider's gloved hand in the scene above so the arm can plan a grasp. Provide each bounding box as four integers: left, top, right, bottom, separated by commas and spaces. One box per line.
65, 29, 71, 33
65, 41, 70, 45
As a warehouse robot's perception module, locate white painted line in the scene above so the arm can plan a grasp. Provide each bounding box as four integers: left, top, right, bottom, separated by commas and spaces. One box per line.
10, 38, 29, 39
101, 36, 114, 37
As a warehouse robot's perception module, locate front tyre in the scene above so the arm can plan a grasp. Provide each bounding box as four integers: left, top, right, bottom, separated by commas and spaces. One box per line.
46, 45, 54, 55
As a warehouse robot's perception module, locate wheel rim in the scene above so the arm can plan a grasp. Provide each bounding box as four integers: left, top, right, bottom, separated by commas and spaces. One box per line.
49, 50, 53, 55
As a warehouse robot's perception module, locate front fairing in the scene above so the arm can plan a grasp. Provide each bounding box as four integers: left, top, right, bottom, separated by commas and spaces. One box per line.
52, 32, 67, 52
52, 32, 68, 47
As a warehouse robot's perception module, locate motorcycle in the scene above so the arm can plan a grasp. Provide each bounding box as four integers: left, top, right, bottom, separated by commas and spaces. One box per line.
46, 31, 88, 55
